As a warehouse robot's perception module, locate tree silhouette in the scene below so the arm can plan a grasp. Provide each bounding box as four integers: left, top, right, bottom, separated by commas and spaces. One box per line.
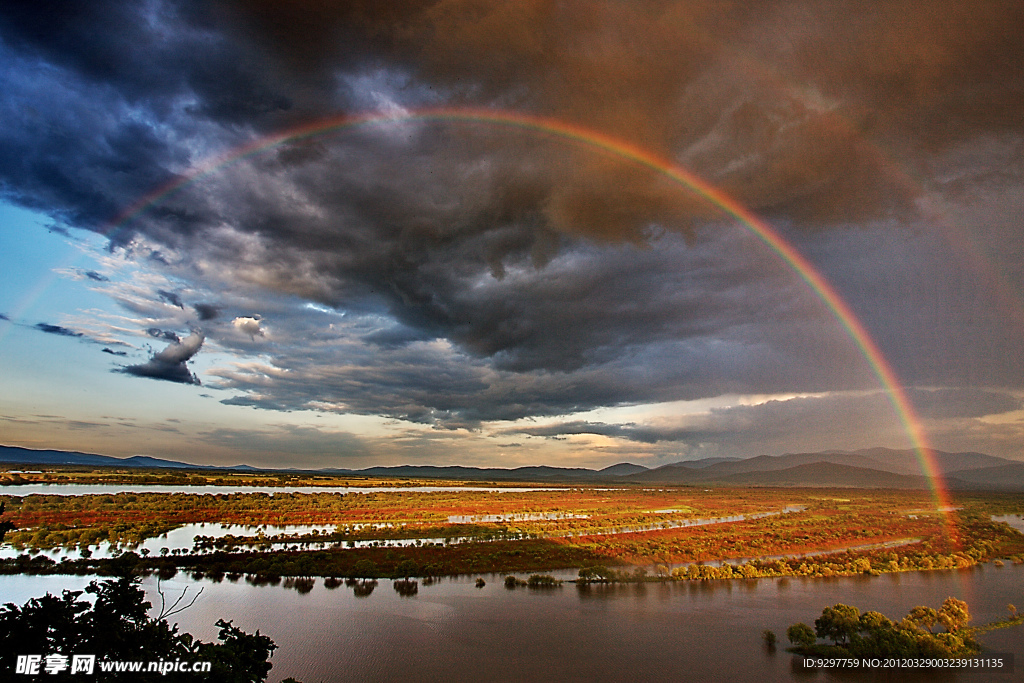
1, 576, 282, 682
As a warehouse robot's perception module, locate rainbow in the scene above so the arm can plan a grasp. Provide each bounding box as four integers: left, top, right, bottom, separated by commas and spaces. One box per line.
106, 106, 954, 514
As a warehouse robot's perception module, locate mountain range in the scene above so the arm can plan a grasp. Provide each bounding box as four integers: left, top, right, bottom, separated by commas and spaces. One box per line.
2, 444, 1022, 490
0, 445, 256, 471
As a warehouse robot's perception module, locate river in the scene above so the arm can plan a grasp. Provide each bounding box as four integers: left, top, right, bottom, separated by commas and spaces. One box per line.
2, 563, 1020, 682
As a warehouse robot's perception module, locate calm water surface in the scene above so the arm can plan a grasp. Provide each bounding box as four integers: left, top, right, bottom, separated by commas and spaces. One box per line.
0, 523, 341, 560
2, 564, 1021, 682
992, 514, 1024, 533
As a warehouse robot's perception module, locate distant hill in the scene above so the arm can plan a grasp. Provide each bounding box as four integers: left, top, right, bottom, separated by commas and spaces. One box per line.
0, 445, 251, 471
599, 462, 648, 476
944, 463, 1024, 490
717, 462, 933, 489
689, 450, 899, 476
1, 445, 196, 469
625, 447, 1024, 490
2, 443, 1022, 490
851, 448, 1013, 476
671, 457, 742, 469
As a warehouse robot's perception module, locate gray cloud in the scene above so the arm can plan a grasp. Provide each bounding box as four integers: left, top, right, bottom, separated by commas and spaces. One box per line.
197, 228, 881, 427
1, 1, 1019, 247
507, 421, 705, 445
907, 388, 1022, 420
119, 331, 204, 385
35, 322, 83, 337
146, 328, 181, 343
193, 303, 221, 321
156, 289, 184, 308
502, 388, 1024, 461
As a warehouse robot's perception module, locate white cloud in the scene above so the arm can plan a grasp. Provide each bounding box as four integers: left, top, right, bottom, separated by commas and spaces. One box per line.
232, 316, 265, 340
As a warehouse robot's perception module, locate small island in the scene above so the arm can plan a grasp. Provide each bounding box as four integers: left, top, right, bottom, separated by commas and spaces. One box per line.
782, 598, 1023, 660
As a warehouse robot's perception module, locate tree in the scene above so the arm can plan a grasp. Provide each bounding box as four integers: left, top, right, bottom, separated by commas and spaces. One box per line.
0, 576, 282, 682
815, 604, 860, 646
937, 597, 969, 633
905, 605, 939, 633
786, 623, 816, 648
858, 610, 893, 633
196, 620, 277, 683
788, 600, 980, 659
393, 559, 418, 579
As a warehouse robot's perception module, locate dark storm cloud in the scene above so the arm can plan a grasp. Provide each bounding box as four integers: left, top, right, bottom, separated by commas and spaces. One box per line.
204, 232, 875, 426
156, 289, 184, 309
362, 326, 435, 350
35, 322, 83, 337
0, 1, 1021, 427
119, 331, 204, 385
502, 389, 1024, 461
215, 0, 1024, 224
101, 347, 128, 357
2, 0, 1020, 236
83, 270, 109, 282
146, 327, 181, 343
193, 303, 221, 321
502, 393, 904, 457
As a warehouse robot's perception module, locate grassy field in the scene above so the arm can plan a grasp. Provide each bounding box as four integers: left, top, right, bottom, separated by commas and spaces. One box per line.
1, 479, 1023, 580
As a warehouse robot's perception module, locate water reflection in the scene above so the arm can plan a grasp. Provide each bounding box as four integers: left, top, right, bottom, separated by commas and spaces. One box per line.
447, 512, 589, 523
992, 514, 1024, 533
2, 564, 1020, 682
348, 578, 377, 597
0, 522, 341, 560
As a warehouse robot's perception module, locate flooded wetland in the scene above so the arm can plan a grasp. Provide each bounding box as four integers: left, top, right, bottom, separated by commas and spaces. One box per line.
2, 482, 1023, 681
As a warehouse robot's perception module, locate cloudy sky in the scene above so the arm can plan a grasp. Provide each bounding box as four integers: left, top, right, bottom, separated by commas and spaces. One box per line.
0, 1, 1022, 469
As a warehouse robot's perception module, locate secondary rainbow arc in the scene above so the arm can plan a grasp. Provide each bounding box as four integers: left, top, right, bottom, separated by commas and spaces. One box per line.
105, 106, 953, 515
